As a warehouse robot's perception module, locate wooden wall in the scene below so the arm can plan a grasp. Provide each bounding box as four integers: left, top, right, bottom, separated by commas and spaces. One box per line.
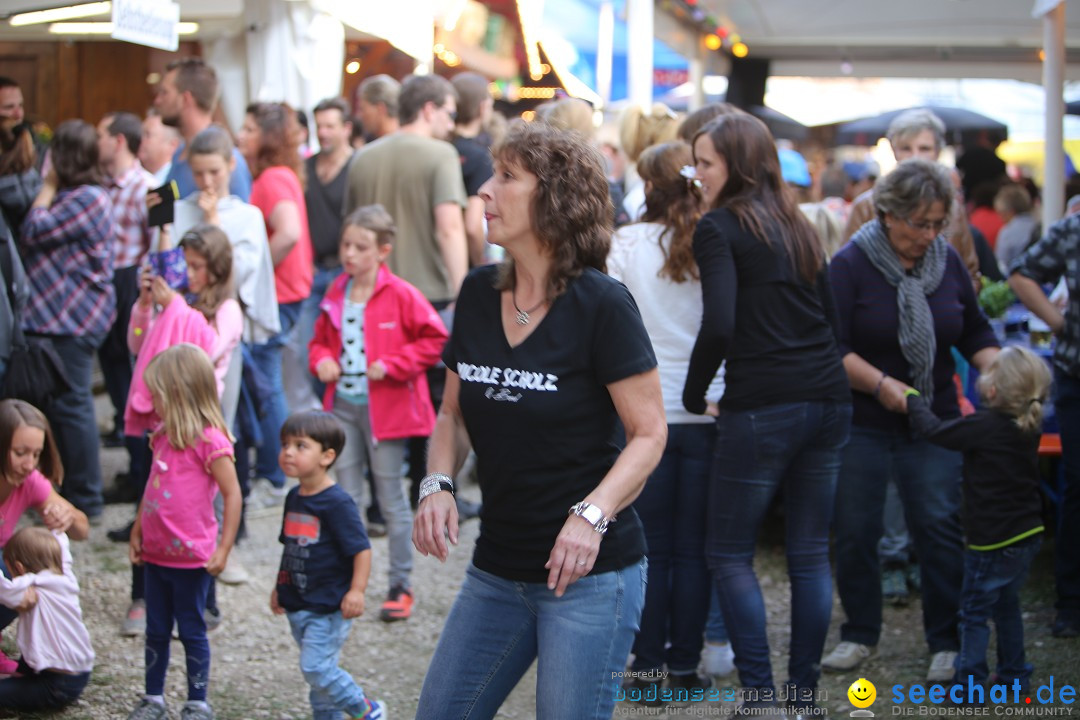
0, 40, 201, 132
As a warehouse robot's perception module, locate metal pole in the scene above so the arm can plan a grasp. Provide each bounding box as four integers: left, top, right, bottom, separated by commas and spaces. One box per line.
1043, 1, 1066, 227
597, 1, 614, 107
626, 0, 654, 107
689, 37, 705, 112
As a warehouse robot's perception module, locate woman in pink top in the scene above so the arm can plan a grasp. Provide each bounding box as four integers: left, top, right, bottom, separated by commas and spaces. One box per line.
236, 101, 312, 500
0, 399, 88, 674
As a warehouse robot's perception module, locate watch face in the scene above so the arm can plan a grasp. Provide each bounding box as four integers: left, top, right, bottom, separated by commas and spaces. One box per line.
580, 504, 603, 525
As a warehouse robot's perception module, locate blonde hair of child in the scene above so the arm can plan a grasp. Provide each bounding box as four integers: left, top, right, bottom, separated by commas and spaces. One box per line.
619, 103, 680, 163
976, 346, 1052, 434
144, 343, 233, 449
343, 204, 396, 247
3, 526, 62, 575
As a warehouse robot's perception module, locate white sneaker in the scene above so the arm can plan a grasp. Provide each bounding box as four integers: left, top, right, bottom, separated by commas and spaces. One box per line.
927, 651, 958, 682
217, 557, 250, 585
821, 641, 875, 672
121, 599, 146, 636
701, 641, 736, 678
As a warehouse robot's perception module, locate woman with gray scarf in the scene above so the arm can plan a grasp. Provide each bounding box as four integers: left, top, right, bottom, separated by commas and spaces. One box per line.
824, 158, 999, 681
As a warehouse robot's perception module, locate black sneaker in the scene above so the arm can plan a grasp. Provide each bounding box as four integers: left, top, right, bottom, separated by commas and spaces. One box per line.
107, 520, 135, 543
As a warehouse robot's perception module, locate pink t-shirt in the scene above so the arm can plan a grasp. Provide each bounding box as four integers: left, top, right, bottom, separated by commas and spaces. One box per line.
139, 427, 234, 569
0, 470, 52, 547
250, 166, 313, 304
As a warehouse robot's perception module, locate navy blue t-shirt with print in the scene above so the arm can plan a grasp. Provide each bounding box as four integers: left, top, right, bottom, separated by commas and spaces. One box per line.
445, 265, 656, 583
276, 483, 370, 614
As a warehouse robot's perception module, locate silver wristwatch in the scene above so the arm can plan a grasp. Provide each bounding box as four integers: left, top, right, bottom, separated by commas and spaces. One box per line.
568, 501, 612, 535
418, 473, 455, 503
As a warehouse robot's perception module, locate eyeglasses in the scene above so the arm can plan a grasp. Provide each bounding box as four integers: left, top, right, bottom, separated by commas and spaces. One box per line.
440, 106, 457, 122
903, 217, 948, 234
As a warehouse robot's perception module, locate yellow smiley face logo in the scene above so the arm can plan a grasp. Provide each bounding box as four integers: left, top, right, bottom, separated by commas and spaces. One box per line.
848, 678, 876, 708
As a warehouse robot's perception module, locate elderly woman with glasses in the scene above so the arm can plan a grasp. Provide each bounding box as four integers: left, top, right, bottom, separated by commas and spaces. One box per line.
824, 158, 999, 682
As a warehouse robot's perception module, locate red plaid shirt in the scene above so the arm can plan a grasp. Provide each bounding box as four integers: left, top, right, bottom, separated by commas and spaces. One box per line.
105, 162, 154, 269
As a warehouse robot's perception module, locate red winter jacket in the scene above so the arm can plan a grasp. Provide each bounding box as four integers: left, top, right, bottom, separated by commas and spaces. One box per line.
309, 264, 448, 441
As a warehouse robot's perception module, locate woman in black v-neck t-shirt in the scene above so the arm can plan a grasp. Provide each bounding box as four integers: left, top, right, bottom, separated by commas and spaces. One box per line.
412, 122, 666, 720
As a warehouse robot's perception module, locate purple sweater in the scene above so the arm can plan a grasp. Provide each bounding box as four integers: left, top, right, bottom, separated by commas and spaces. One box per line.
829, 241, 998, 433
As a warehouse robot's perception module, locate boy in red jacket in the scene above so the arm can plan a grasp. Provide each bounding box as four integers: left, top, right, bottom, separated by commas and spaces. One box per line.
309, 204, 448, 622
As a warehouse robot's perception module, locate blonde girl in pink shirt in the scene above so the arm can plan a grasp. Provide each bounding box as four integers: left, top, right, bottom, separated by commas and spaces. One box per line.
0, 399, 88, 674
126, 344, 242, 720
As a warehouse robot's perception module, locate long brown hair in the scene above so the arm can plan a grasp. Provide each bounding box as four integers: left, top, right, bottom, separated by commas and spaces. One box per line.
636, 141, 702, 282
693, 114, 822, 284
245, 102, 305, 188
0, 124, 35, 176
179, 224, 234, 322
492, 121, 612, 299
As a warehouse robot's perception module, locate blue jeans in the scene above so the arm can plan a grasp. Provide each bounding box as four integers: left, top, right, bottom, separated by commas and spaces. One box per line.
1053, 368, 1080, 617
287, 609, 371, 720
708, 401, 851, 695
0, 556, 14, 630
834, 426, 964, 652
705, 588, 729, 643
144, 563, 212, 701
246, 302, 300, 487
416, 560, 647, 720
42, 332, 106, 517
956, 535, 1041, 688
631, 423, 714, 674
0, 658, 89, 711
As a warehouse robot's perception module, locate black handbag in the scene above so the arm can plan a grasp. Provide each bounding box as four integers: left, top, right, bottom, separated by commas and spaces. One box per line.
0, 223, 71, 409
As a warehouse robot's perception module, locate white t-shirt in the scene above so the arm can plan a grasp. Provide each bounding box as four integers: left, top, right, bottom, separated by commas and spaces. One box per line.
608, 221, 725, 424
0, 531, 94, 673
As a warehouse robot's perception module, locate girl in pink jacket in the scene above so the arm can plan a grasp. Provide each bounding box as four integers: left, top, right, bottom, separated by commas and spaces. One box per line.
309, 204, 447, 622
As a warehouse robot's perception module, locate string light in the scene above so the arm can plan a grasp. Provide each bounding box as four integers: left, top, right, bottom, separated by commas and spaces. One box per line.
732, 42, 749, 58
705, 34, 721, 51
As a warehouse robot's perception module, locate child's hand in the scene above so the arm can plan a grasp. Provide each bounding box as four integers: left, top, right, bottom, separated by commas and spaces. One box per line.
205, 548, 229, 577
150, 276, 176, 308
341, 589, 365, 619
138, 265, 155, 309
270, 589, 285, 615
197, 189, 220, 225
316, 358, 341, 383
15, 586, 37, 613
129, 524, 143, 566
367, 360, 386, 381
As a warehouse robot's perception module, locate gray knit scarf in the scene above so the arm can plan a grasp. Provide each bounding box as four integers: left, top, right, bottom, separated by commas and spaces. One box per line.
851, 219, 948, 402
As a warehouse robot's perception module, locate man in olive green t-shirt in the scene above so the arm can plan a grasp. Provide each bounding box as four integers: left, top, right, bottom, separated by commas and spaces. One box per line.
345, 74, 467, 305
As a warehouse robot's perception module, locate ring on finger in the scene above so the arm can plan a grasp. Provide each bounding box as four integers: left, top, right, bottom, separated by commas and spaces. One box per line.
576, 560, 587, 566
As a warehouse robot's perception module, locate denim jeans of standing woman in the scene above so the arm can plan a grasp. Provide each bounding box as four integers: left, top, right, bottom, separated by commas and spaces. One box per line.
833, 427, 964, 653
708, 401, 851, 700
631, 422, 714, 676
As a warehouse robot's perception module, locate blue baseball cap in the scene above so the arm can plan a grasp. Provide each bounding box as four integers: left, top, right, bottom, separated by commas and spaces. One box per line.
778, 147, 811, 187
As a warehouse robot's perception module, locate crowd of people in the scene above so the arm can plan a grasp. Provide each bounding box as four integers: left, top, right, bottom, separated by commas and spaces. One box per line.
0, 56, 1077, 720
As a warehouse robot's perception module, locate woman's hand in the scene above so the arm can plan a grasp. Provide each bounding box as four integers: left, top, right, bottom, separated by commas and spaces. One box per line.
150, 275, 176, 308
878, 376, 913, 414
15, 586, 37, 613
704, 401, 719, 417
40, 499, 75, 533
545, 515, 603, 597
412, 490, 458, 562
138, 265, 155, 309
315, 359, 342, 383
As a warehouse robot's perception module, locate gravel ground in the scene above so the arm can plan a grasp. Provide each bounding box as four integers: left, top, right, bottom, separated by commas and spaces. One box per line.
3, 395, 1077, 719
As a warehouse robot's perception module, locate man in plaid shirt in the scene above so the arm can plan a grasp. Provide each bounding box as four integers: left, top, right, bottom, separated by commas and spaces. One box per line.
95, 112, 154, 476
1010, 214, 1080, 640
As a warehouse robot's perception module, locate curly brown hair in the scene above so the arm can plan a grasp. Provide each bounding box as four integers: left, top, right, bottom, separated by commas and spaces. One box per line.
492, 121, 613, 299
245, 102, 305, 188
636, 141, 702, 282
178, 224, 234, 322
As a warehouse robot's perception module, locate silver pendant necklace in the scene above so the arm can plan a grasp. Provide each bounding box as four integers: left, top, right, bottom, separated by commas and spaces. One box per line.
512, 288, 546, 326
